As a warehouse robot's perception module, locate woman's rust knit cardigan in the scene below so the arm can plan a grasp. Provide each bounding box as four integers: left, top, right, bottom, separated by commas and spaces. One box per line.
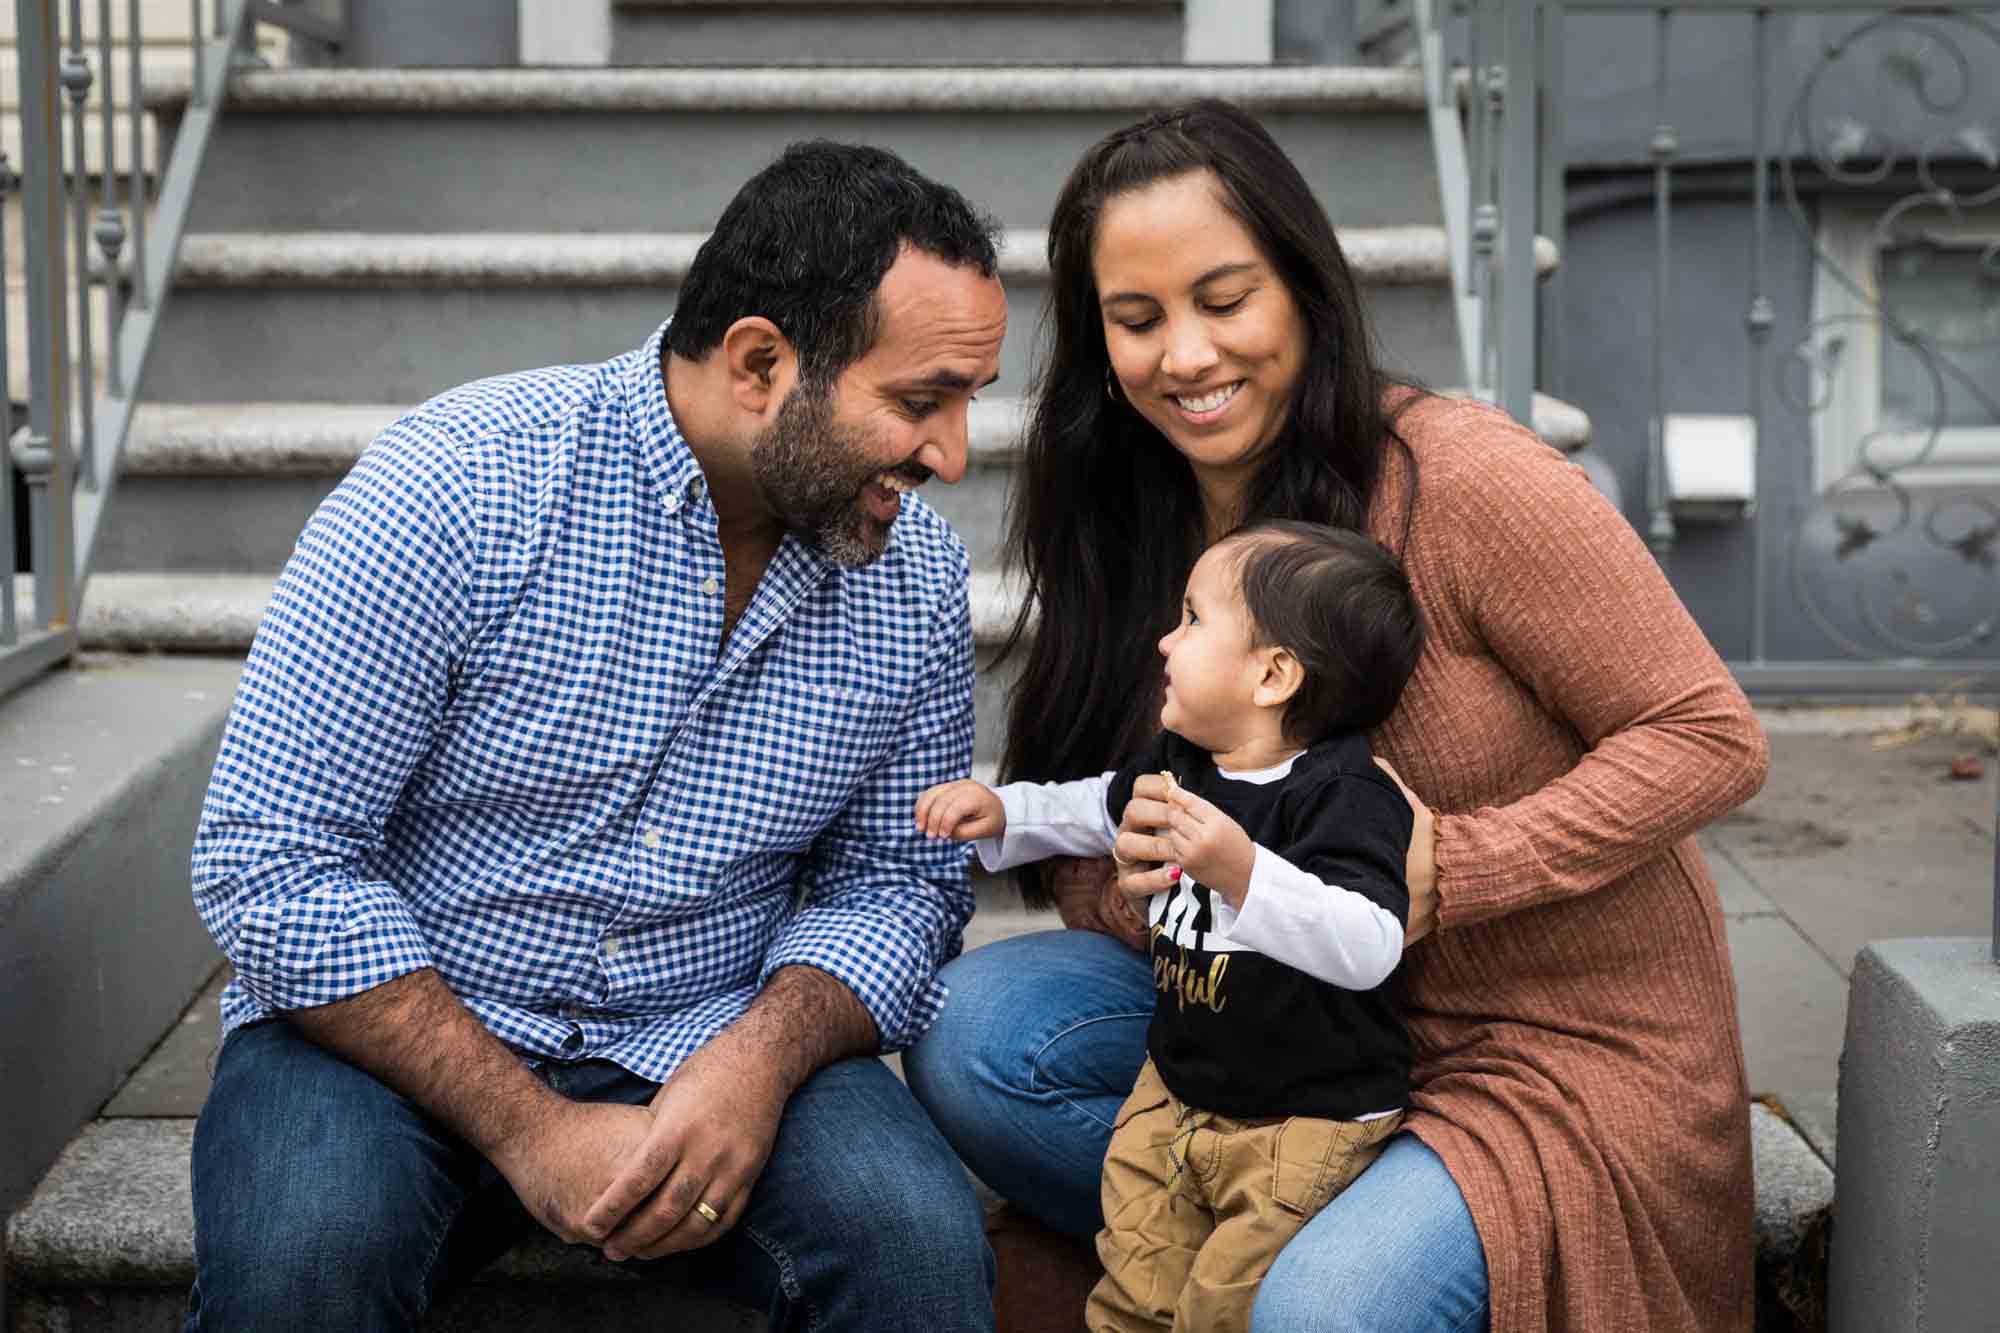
1367, 393, 1767, 1331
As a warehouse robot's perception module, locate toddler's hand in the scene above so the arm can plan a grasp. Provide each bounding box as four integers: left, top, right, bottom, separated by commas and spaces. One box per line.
1160, 786, 1257, 909
914, 780, 1006, 842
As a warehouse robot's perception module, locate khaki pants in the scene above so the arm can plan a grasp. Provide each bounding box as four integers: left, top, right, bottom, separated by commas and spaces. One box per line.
1087, 1059, 1403, 1333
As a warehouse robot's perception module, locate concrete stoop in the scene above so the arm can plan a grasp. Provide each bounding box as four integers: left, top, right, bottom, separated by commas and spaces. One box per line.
3, 1119, 761, 1332
1751, 1100, 1836, 1333
4, 1092, 1839, 1331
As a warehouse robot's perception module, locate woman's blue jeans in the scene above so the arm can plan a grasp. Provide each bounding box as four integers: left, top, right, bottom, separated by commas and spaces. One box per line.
187, 1019, 993, 1332
904, 929, 1490, 1333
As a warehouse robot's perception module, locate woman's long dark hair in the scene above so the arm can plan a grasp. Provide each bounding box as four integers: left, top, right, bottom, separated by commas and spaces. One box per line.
1001, 99, 1420, 906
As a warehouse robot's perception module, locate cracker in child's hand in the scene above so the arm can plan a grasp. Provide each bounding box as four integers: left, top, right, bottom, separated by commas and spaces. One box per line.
1159, 769, 1179, 795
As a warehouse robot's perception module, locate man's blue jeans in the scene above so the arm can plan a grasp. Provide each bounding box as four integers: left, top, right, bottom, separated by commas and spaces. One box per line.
904, 930, 1489, 1333
187, 1019, 994, 1332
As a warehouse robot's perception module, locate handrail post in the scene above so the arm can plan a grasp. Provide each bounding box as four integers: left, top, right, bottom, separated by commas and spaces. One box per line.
1646, 6, 1678, 553
1496, 0, 1539, 426
96, 0, 129, 402
60, 2, 99, 491
126, 0, 150, 307
13, 0, 77, 636
1536, 0, 1566, 402
1416, 0, 1482, 388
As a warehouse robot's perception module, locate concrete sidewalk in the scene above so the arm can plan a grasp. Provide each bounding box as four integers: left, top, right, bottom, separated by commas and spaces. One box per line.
1705, 707, 1997, 1163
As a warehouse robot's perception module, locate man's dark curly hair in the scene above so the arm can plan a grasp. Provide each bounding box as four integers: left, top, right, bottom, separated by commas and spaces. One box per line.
666, 141, 1002, 386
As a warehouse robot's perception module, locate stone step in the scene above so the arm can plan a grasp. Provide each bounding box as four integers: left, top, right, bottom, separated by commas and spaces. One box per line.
3, 1119, 764, 1332
97, 397, 1027, 573
10, 567, 1017, 652
608, 0, 1184, 67
0, 1021, 1832, 1333
94, 386, 1586, 576
127, 224, 1492, 406
0, 0, 197, 42
0, 25, 284, 176
147, 67, 1436, 232
0, 653, 241, 1250
3, 861, 1051, 1329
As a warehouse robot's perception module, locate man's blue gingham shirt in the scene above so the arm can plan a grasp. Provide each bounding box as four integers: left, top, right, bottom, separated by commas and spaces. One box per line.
192, 322, 977, 1080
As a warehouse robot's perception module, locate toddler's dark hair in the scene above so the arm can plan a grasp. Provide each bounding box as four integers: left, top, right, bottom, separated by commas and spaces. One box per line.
1217, 520, 1425, 743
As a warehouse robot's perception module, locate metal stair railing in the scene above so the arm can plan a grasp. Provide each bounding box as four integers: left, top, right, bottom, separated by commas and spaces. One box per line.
0, 0, 344, 701
1413, 0, 1547, 429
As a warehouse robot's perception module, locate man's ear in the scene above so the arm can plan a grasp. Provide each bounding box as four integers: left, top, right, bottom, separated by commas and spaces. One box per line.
719, 317, 796, 415
1252, 647, 1305, 712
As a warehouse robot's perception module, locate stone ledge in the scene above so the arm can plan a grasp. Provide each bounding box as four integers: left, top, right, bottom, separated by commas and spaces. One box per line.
146, 226, 1530, 289
144, 65, 1426, 116
8, 1102, 1840, 1329
4, 1121, 758, 1329
0, 655, 240, 1231
11, 575, 274, 653
618, 0, 1177, 8
119, 399, 1030, 476
118, 388, 1586, 481
1750, 1100, 1834, 1332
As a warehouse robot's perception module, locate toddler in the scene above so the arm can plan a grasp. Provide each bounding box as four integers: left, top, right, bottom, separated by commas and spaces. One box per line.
917, 520, 1425, 1333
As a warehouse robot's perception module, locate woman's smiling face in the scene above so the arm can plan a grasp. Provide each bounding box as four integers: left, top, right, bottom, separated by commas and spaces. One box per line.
1092, 169, 1308, 501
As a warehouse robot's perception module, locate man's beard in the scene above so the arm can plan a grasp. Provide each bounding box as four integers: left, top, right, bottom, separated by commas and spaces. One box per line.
750, 378, 921, 569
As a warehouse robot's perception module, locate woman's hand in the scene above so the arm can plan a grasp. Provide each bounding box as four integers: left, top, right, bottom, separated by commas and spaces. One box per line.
1047, 855, 1148, 952
1112, 773, 1180, 907
1374, 758, 1438, 945
1154, 785, 1256, 910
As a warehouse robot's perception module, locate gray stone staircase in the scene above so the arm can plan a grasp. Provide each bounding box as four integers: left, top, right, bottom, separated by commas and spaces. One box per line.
3, 5, 1632, 1328
607, 0, 1186, 66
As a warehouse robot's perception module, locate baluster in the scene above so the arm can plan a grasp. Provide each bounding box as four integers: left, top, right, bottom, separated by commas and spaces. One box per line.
1747, 8, 1772, 663
95, 0, 127, 400
1465, 1, 1494, 394
1497, 0, 1538, 424
1, 151, 16, 646
213, 0, 225, 38
1537, 0, 1566, 401
60, 0, 99, 492
1466, 0, 1491, 307
14, 0, 77, 635
1647, 6, 1677, 553
126, 0, 148, 308
190, 0, 205, 105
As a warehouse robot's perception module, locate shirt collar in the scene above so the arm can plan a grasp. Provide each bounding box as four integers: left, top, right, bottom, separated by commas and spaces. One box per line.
625, 319, 845, 578
625, 319, 707, 502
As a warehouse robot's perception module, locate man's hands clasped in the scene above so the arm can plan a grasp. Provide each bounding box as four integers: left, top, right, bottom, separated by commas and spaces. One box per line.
491, 1026, 787, 1263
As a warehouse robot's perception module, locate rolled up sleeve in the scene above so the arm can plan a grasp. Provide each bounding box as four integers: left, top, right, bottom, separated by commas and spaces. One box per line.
192, 428, 477, 1017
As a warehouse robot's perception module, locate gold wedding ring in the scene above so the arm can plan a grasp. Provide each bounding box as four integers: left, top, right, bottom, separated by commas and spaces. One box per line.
694, 1200, 722, 1225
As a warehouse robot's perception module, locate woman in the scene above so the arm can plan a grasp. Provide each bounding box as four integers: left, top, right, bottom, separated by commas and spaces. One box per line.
904, 100, 1769, 1331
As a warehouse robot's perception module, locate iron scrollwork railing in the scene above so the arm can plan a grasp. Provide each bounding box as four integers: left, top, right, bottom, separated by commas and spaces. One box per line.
1420, 2, 2000, 956
1774, 9, 2000, 666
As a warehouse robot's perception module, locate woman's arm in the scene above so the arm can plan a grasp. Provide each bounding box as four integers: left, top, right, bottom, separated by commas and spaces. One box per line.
1421, 408, 1769, 931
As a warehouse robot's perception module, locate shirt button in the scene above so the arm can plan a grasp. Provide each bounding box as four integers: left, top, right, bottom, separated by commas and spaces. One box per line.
664, 492, 682, 514
562, 1004, 586, 1020
643, 826, 663, 849
701, 576, 720, 596
603, 935, 623, 959
689, 477, 707, 500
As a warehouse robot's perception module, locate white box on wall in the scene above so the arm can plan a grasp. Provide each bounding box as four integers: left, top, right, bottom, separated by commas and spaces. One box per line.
1664, 413, 1757, 522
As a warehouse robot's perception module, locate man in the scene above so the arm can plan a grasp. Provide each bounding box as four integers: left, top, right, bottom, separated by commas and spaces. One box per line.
186, 142, 1007, 1330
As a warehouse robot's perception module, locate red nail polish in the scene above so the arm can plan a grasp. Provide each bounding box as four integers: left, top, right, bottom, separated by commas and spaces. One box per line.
1167, 865, 1182, 881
